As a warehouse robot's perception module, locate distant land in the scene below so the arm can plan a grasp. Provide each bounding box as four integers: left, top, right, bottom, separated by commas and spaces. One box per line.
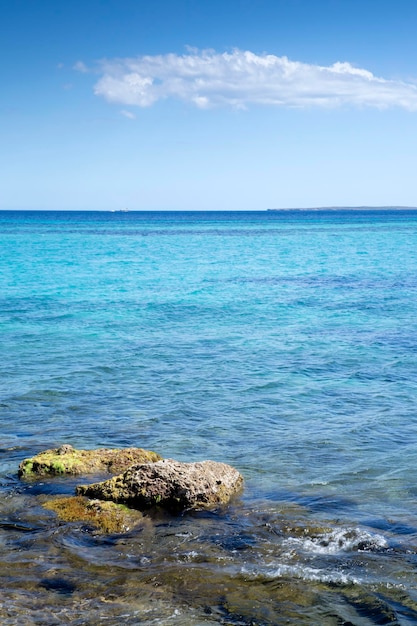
267, 206, 417, 211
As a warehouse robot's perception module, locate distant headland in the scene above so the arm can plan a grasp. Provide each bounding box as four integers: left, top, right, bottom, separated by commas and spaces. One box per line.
267, 206, 417, 211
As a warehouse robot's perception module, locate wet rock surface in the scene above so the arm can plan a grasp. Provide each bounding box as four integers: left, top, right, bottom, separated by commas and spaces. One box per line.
18, 444, 162, 477
43, 496, 146, 534
76, 458, 244, 512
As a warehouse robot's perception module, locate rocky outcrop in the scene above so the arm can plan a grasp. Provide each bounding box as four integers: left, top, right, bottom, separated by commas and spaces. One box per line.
76, 459, 244, 512
18, 444, 162, 477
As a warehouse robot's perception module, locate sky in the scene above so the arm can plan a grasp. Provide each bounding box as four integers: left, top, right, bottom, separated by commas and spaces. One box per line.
2, 0, 417, 210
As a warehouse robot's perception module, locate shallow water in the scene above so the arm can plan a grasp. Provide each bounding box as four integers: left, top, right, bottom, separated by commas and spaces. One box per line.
1, 209, 417, 624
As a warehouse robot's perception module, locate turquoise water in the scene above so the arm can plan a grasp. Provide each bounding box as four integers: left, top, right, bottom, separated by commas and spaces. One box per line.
1, 210, 417, 624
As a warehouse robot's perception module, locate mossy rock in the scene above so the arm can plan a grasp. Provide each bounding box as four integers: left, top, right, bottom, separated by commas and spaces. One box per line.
77, 459, 244, 512
18, 444, 162, 478
43, 496, 146, 534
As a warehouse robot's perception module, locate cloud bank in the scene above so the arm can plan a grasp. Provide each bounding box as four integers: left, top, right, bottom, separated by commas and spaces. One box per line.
93, 49, 417, 111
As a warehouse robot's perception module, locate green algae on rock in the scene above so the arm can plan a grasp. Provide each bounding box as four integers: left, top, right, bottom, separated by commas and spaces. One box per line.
76, 458, 244, 512
43, 495, 146, 534
18, 444, 162, 478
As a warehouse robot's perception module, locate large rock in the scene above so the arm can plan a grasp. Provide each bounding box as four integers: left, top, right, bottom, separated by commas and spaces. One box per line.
76, 459, 244, 512
18, 444, 162, 477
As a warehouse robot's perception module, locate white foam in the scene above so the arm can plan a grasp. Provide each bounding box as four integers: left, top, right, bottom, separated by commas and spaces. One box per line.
242, 562, 360, 585
282, 527, 388, 555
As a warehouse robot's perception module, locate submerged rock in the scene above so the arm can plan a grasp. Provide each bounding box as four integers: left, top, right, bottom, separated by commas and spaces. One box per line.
18, 444, 162, 478
76, 459, 244, 512
43, 496, 146, 534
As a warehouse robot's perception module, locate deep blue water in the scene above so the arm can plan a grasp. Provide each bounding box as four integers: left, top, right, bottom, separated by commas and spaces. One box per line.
1, 209, 417, 624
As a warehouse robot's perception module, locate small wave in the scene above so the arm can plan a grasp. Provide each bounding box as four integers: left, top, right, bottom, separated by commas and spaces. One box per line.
242, 562, 360, 585
283, 527, 388, 555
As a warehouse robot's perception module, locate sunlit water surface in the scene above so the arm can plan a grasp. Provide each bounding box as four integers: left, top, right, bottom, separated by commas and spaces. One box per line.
1, 210, 417, 625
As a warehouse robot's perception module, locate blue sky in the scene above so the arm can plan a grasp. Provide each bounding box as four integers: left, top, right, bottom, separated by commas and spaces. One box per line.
2, 0, 417, 210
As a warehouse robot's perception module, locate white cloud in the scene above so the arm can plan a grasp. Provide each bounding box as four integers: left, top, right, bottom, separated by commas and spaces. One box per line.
93, 48, 417, 111
120, 109, 136, 119
74, 60, 89, 73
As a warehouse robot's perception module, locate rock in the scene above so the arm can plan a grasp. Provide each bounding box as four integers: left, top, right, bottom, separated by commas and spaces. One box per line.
76, 459, 244, 512
43, 496, 146, 534
18, 444, 162, 477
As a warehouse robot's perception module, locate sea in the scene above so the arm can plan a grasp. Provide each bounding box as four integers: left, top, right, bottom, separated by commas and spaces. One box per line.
1, 209, 417, 625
